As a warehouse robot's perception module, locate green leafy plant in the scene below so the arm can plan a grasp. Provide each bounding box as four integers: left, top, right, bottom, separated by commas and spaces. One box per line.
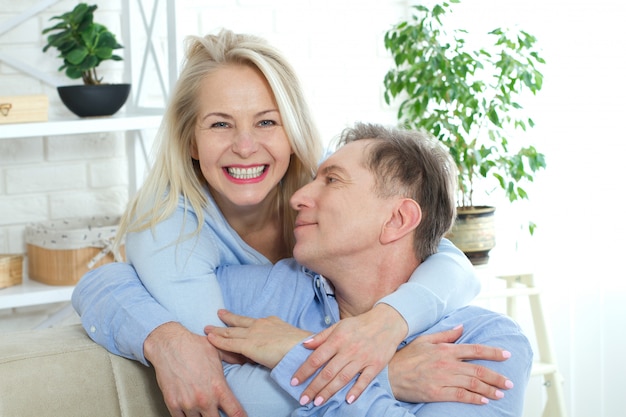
383, 0, 546, 213
42, 3, 123, 85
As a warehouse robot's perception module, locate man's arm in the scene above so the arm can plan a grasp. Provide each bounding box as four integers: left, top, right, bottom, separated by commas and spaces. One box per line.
207, 311, 424, 416
73, 263, 247, 417
72, 201, 224, 362
72, 200, 256, 417
72, 262, 174, 364
207, 306, 532, 417
280, 310, 532, 416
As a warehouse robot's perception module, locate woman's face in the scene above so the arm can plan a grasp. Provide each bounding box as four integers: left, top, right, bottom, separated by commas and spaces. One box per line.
192, 64, 293, 212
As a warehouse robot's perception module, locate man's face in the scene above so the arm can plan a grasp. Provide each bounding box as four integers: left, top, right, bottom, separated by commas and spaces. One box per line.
289, 139, 394, 275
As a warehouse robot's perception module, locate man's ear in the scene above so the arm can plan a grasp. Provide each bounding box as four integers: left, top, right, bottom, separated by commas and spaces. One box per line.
380, 198, 422, 245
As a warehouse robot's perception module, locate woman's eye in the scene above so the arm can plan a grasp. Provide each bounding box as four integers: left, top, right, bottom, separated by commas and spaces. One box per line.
326, 176, 338, 184
258, 119, 276, 127
211, 121, 229, 128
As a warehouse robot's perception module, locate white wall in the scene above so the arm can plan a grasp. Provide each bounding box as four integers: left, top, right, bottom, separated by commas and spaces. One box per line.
1, 1, 625, 416
426, 2, 626, 416
171, 0, 405, 143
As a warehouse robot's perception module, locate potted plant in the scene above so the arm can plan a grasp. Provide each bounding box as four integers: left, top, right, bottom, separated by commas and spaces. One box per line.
42, 3, 130, 117
383, 0, 546, 264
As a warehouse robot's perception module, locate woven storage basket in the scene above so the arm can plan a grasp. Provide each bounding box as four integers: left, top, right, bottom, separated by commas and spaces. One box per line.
25, 216, 124, 286
0, 254, 23, 289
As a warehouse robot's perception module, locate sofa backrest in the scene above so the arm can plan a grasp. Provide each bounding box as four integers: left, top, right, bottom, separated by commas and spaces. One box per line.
0, 324, 169, 417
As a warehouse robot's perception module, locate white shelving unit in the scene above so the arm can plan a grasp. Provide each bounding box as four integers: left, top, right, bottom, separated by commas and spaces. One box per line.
0, 0, 174, 328
0, 112, 163, 328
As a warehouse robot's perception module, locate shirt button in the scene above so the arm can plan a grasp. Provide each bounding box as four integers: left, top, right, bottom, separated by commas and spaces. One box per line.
90, 325, 96, 333
324, 316, 331, 325
316, 279, 321, 288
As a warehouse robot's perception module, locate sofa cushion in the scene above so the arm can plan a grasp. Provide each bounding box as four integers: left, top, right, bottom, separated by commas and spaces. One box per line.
0, 324, 168, 417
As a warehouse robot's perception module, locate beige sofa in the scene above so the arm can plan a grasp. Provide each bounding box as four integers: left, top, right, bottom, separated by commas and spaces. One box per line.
0, 324, 169, 417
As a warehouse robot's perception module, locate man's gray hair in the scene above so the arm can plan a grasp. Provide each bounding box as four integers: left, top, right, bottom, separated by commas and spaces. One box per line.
337, 122, 457, 261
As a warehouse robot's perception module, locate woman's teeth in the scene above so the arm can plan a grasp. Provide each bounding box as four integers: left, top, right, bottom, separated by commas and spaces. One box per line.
227, 166, 265, 179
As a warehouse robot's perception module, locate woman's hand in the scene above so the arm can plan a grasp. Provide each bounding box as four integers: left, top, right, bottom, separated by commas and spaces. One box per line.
389, 325, 514, 404
291, 303, 408, 406
143, 321, 246, 417
206, 309, 312, 369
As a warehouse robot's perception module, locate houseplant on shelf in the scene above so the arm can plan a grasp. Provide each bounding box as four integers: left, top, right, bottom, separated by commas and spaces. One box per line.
383, 0, 546, 265
42, 2, 130, 117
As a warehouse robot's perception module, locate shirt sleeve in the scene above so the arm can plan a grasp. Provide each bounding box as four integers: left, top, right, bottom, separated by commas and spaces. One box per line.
73, 196, 265, 365
271, 343, 415, 416
269, 307, 533, 417
401, 307, 534, 417
72, 202, 220, 365
72, 262, 174, 365
124, 205, 228, 336
377, 238, 481, 335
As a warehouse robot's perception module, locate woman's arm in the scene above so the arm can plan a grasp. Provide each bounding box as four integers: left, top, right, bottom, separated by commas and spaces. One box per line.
378, 238, 481, 334
291, 238, 481, 405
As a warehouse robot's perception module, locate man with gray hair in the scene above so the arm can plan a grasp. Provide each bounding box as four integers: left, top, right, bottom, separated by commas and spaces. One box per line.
206, 123, 532, 416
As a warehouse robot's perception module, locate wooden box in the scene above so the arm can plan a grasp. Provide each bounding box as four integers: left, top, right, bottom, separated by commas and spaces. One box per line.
25, 217, 124, 286
0, 254, 23, 289
0, 95, 49, 125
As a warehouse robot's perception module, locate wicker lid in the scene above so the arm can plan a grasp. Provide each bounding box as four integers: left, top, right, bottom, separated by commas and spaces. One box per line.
25, 216, 121, 251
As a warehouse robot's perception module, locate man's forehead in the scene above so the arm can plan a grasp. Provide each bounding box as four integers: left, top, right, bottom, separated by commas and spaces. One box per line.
323, 139, 372, 168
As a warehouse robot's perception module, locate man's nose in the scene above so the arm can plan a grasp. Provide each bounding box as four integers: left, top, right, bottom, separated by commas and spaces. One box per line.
290, 182, 315, 210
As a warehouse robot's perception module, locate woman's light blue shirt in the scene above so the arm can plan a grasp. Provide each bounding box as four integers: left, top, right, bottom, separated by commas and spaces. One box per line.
72, 188, 480, 365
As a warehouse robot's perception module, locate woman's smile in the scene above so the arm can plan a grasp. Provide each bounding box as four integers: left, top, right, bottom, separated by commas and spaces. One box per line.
224, 164, 269, 183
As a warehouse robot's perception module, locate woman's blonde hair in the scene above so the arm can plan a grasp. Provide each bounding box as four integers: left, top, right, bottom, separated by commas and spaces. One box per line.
115, 29, 322, 254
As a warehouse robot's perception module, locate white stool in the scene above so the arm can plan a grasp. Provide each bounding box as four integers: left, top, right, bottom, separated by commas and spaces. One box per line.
476, 268, 568, 417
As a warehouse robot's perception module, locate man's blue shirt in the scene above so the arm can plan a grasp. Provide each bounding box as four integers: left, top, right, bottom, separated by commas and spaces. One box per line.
218, 258, 533, 417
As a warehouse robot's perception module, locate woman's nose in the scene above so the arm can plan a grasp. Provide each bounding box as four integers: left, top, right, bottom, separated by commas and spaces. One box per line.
232, 130, 259, 157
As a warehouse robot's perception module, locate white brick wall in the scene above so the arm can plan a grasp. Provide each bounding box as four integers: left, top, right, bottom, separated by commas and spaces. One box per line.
0, 0, 130, 256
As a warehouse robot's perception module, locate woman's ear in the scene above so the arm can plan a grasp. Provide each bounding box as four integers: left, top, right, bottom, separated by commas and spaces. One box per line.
190, 139, 199, 160
380, 198, 422, 245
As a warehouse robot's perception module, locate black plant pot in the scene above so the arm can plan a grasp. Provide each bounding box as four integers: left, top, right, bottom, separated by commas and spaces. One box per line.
57, 84, 131, 117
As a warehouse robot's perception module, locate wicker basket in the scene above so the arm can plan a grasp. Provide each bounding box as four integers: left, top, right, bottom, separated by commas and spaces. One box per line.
0, 254, 23, 289
25, 216, 124, 286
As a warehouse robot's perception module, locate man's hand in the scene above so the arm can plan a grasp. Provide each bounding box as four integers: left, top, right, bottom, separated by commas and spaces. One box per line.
291, 303, 407, 406
389, 325, 514, 404
205, 309, 311, 369
143, 322, 246, 417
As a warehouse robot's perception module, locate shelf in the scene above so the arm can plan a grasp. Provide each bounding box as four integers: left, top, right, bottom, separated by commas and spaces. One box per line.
0, 110, 163, 139
0, 275, 73, 310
